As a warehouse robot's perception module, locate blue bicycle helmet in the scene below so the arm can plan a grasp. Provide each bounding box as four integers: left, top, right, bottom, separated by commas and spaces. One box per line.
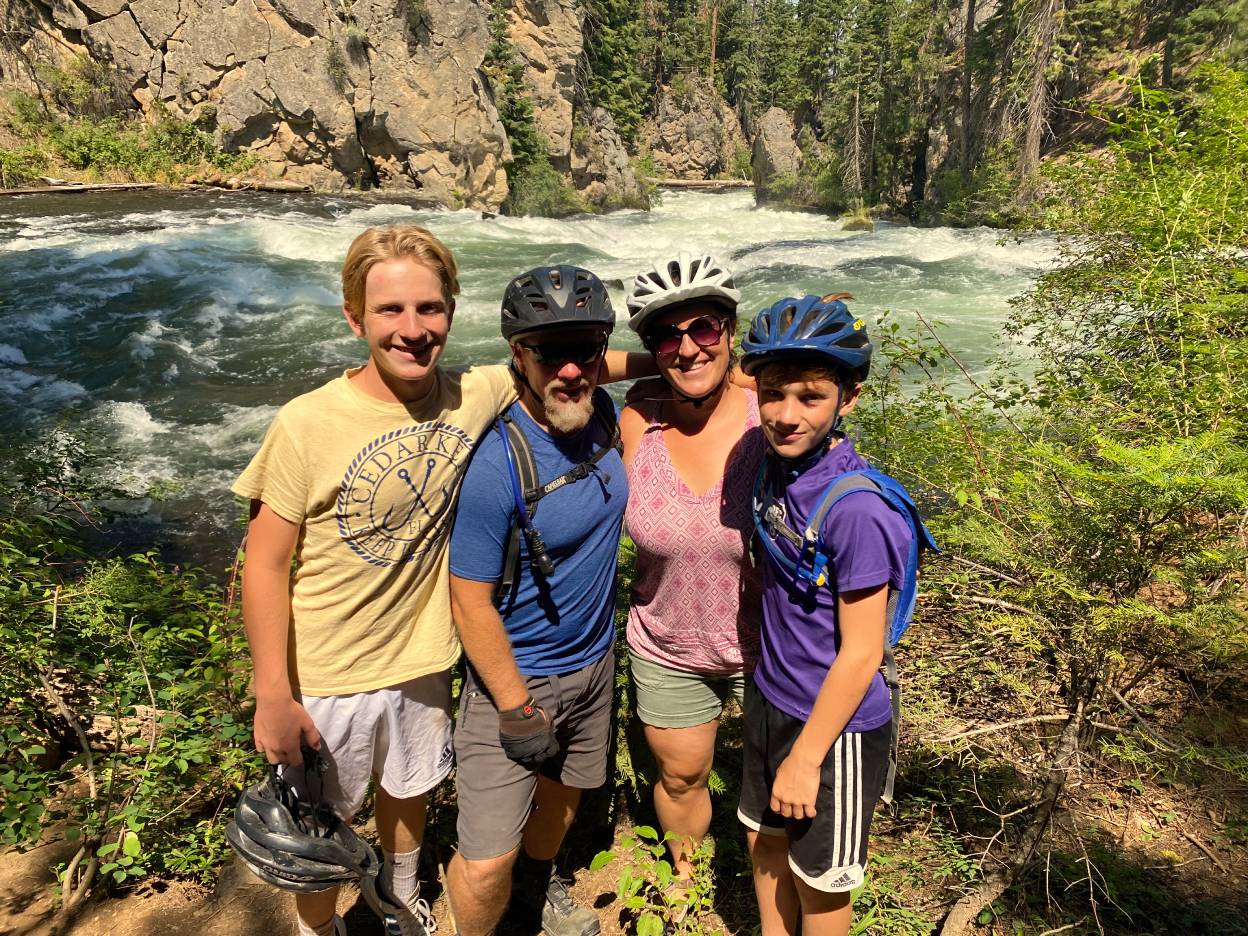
740, 294, 872, 379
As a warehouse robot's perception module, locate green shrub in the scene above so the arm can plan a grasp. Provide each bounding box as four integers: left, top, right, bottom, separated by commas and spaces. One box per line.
925, 142, 1026, 227
36, 110, 250, 182
505, 156, 585, 217
325, 39, 349, 92
33, 56, 130, 120
0, 432, 257, 899
0, 145, 49, 186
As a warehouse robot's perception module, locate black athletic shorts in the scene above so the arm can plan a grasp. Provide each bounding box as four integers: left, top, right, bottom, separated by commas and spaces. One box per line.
737, 687, 890, 892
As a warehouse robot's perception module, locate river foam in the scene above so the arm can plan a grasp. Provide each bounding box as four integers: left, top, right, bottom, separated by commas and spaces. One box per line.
0, 188, 1050, 563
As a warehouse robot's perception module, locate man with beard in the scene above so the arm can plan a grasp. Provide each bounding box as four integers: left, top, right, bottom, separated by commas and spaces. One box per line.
446, 266, 625, 936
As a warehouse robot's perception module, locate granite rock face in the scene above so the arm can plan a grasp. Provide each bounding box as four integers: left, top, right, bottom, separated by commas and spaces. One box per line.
507, 0, 580, 169
5, 0, 652, 210
9, 0, 511, 206
751, 106, 802, 202
638, 78, 748, 180
570, 106, 648, 211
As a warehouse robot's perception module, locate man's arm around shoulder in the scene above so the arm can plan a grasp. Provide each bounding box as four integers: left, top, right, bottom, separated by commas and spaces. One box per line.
242, 500, 320, 767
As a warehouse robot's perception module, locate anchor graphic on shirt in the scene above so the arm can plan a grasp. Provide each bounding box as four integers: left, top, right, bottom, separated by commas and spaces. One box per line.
337, 423, 475, 568
379, 458, 441, 532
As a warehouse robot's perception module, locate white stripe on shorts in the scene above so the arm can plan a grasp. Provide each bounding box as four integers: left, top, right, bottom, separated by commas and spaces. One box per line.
788, 730, 867, 893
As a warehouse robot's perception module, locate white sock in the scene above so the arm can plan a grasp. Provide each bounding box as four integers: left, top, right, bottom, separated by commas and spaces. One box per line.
297, 913, 343, 936
383, 846, 423, 909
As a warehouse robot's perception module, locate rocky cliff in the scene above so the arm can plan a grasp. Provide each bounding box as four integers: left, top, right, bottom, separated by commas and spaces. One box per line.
637, 76, 747, 180
2, 0, 641, 210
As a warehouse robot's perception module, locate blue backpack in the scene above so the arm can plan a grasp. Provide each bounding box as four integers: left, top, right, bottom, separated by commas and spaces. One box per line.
752, 461, 938, 802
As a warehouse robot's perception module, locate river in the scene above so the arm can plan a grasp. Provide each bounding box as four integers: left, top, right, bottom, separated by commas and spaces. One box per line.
0, 187, 1051, 566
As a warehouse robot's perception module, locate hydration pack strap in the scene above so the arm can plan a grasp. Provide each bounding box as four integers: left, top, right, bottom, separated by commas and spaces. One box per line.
494, 391, 621, 605
882, 641, 900, 806
754, 466, 883, 588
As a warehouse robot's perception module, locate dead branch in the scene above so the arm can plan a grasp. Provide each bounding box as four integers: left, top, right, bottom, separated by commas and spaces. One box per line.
1109, 686, 1176, 751
938, 704, 1085, 936
936, 714, 1067, 744
1180, 829, 1229, 873
37, 589, 96, 801
946, 554, 1028, 587
962, 594, 1045, 617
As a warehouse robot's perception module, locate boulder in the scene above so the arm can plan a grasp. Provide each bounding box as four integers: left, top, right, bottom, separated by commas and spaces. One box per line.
638, 77, 748, 180
50, 0, 89, 32
130, 0, 189, 48
82, 12, 157, 91
75, 0, 127, 16
508, 0, 580, 168
751, 106, 801, 202
840, 215, 875, 232
570, 106, 647, 211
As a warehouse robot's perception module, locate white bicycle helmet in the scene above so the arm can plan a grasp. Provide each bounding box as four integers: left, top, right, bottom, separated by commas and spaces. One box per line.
626, 253, 741, 335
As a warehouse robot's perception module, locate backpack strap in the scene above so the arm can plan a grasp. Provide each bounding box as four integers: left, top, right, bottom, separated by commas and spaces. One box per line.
753, 464, 935, 806
752, 464, 882, 589
492, 391, 621, 606
494, 413, 544, 605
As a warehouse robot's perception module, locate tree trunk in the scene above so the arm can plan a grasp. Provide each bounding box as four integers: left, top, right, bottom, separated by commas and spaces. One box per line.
709, 0, 720, 87
938, 703, 1085, 936
960, 0, 977, 179
1019, 0, 1062, 182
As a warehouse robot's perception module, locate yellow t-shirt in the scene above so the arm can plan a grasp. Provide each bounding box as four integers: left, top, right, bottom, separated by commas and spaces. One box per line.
232, 364, 516, 696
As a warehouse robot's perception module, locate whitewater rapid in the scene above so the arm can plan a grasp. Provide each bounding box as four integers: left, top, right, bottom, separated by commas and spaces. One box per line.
0, 188, 1052, 562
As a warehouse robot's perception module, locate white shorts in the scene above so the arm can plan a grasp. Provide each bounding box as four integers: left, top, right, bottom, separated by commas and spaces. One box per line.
286, 670, 454, 821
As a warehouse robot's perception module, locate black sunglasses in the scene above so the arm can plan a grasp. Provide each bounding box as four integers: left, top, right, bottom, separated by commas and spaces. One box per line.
518, 336, 608, 366
643, 315, 728, 356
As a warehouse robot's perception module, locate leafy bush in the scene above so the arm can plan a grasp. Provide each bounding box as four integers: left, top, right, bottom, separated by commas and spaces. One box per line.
0, 145, 48, 186
326, 39, 349, 91
854, 65, 1248, 928
0, 432, 258, 903
505, 156, 585, 217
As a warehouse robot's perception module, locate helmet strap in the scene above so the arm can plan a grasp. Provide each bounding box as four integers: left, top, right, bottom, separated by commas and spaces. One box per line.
669, 365, 730, 410
509, 359, 542, 407
776, 383, 845, 469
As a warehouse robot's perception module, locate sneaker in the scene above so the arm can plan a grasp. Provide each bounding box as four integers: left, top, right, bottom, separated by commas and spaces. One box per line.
538, 875, 600, 936
382, 897, 438, 936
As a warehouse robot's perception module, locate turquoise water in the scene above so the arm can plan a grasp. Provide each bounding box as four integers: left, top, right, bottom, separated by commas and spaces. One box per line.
0, 188, 1051, 563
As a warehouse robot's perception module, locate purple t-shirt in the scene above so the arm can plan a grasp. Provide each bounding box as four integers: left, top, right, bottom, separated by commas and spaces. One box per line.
754, 437, 911, 731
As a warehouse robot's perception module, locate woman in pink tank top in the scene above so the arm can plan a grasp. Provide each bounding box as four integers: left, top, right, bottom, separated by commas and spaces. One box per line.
620, 253, 764, 886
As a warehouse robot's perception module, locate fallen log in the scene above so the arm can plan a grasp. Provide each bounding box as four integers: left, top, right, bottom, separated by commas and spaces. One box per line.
644, 177, 753, 190
0, 181, 160, 196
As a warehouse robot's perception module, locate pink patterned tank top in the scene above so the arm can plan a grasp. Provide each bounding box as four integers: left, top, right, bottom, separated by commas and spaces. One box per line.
625, 389, 764, 674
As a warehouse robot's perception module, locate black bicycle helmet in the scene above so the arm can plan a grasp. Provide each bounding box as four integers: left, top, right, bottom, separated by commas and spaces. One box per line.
741, 294, 873, 380
226, 761, 377, 893
500, 265, 615, 339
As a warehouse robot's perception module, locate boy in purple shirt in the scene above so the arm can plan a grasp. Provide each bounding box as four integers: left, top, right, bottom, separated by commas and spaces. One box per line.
737, 294, 911, 936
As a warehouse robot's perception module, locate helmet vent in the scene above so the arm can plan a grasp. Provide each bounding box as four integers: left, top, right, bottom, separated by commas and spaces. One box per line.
778, 303, 797, 332
549, 269, 562, 288
810, 318, 847, 337
667, 260, 683, 285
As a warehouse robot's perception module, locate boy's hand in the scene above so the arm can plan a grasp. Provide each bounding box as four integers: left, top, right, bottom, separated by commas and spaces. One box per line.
253, 694, 321, 767
770, 751, 820, 820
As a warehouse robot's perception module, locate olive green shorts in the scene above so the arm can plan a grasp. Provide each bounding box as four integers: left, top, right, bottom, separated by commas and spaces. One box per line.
629, 650, 748, 729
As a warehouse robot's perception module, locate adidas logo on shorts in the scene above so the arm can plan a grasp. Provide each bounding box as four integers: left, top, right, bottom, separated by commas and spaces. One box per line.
826, 871, 857, 890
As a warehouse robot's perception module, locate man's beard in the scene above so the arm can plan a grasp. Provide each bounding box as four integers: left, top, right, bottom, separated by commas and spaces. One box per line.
543, 382, 595, 434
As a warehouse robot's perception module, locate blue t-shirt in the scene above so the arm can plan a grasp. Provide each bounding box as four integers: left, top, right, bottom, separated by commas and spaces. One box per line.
449, 399, 625, 676
754, 436, 911, 731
